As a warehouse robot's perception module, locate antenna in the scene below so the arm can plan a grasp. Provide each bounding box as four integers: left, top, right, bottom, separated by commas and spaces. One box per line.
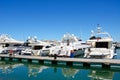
97, 24, 101, 33
28, 36, 31, 40
80, 32, 82, 39
91, 30, 94, 37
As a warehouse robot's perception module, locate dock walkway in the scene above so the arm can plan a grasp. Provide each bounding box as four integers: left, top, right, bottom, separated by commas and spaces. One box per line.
0, 54, 120, 69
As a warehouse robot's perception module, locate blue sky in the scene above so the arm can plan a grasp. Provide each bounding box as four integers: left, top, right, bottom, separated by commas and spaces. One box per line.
0, 0, 120, 41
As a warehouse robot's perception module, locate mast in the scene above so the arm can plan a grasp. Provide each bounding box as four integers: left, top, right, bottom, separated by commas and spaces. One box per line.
97, 24, 101, 33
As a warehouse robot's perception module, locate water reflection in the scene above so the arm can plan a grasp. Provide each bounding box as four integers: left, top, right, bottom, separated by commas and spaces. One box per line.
0, 61, 23, 74
0, 61, 80, 79
62, 68, 79, 79
88, 70, 114, 80
0, 61, 48, 77
0, 61, 119, 80
27, 64, 48, 77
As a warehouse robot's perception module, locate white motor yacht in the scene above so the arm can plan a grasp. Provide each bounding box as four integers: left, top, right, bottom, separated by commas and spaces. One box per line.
84, 25, 115, 59
49, 33, 90, 57
21, 36, 52, 56
0, 34, 24, 54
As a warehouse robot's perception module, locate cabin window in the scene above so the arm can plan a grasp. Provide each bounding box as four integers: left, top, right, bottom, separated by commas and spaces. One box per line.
81, 43, 86, 45
23, 42, 30, 46
14, 44, 22, 46
5, 43, 9, 47
95, 42, 108, 48
33, 46, 43, 50
45, 46, 51, 48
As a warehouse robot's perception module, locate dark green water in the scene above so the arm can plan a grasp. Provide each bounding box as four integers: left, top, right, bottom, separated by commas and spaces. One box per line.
0, 49, 120, 80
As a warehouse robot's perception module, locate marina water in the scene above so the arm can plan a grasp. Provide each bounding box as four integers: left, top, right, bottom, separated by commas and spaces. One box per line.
0, 49, 120, 80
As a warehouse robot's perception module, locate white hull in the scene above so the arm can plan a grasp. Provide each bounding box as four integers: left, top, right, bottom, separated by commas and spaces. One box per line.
84, 26, 115, 59
49, 46, 85, 57
84, 48, 115, 59
49, 33, 90, 57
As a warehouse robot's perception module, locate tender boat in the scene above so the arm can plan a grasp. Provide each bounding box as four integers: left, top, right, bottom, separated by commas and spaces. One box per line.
84, 25, 115, 59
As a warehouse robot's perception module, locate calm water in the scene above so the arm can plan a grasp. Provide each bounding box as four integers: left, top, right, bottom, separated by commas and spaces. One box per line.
0, 49, 120, 80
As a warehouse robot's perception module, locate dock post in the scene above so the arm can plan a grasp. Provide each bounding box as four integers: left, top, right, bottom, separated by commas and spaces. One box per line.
52, 61, 57, 65
18, 58, 22, 62
1, 57, 4, 61
102, 63, 110, 69
54, 54, 57, 59
9, 57, 13, 61
83, 63, 90, 68
39, 60, 44, 64
28, 59, 32, 63
66, 62, 73, 66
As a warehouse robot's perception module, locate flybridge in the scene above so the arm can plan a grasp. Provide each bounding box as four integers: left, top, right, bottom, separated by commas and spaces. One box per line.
0, 34, 15, 41
0, 34, 24, 44
90, 24, 112, 39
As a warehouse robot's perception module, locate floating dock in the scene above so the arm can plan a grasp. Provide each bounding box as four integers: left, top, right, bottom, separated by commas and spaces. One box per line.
0, 54, 120, 69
